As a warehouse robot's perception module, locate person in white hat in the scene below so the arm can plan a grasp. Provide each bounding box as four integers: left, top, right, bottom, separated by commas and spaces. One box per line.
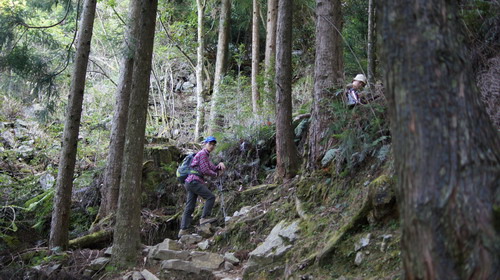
345, 74, 367, 105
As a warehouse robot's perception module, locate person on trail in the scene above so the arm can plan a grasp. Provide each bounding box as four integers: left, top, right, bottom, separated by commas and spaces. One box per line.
178, 136, 226, 238
345, 74, 367, 106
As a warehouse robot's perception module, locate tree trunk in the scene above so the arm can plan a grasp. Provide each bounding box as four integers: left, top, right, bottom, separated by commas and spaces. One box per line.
251, 0, 260, 114
49, 0, 97, 250
264, 0, 278, 90
98, 0, 141, 220
367, 0, 375, 84
111, 0, 157, 268
208, 0, 231, 135
307, 0, 343, 170
379, 0, 500, 278
275, 0, 298, 179
194, 0, 206, 141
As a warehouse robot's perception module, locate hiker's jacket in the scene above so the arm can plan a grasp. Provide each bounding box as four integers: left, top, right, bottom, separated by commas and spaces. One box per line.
346, 87, 361, 105
185, 148, 219, 184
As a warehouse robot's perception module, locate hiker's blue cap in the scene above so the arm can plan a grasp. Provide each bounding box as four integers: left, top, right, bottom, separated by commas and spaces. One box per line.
202, 136, 217, 143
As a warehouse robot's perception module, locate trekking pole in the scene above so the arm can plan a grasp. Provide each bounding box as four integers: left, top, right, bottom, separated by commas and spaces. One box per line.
218, 177, 227, 223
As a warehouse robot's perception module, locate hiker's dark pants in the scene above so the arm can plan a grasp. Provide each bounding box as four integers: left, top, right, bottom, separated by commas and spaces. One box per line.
180, 180, 216, 230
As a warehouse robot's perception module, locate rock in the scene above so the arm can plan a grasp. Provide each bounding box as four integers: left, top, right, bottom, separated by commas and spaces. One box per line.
245, 220, 300, 277
179, 234, 203, 245
321, 149, 339, 167
150, 249, 190, 261
354, 233, 371, 251
161, 259, 201, 274
1, 130, 15, 148
224, 261, 235, 271
354, 252, 364, 266
140, 269, 159, 280
380, 234, 393, 252
83, 269, 94, 277
233, 206, 252, 217
223, 253, 240, 265
39, 173, 55, 190
132, 271, 144, 280
197, 240, 210, 250
46, 263, 61, 275
369, 175, 396, 220
88, 257, 110, 270
190, 251, 224, 271
157, 238, 181, 251
197, 223, 213, 238
249, 220, 300, 259
182, 81, 195, 91
104, 246, 113, 256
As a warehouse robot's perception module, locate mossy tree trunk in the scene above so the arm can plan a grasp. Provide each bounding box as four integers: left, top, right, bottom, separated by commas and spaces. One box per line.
379, 0, 500, 278
208, 0, 231, 135
251, 0, 260, 114
275, 0, 298, 179
367, 0, 375, 84
307, 0, 343, 170
194, 0, 206, 141
111, 0, 158, 268
49, 0, 97, 250
264, 0, 278, 114
99, 0, 141, 220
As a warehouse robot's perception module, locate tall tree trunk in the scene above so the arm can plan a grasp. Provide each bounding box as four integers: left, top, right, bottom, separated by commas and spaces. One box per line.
275, 0, 298, 179
264, 0, 278, 91
49, 0, 97, 250
208, 0, 231, 135
194, 0, 206, 141
379, 0, 500, 278
367, 0, 375, 84
307, 0, 343, 170
111, 0, 157, 268
251, 0, 260, 114
98, 0, 141, 220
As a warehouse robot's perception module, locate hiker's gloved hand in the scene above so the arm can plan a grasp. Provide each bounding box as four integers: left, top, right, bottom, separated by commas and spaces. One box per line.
217, 162, 226, 171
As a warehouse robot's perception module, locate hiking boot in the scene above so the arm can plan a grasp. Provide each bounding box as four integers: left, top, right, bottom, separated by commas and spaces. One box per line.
178, 229, 190, 238
199, 217, 217, 225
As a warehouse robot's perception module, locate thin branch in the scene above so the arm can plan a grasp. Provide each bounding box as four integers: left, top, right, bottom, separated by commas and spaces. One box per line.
19, 0, 72, 29
51, 0, 83, 77
158, 14, 196, 71
88, 58, 117, 86
111, 5, 126, 26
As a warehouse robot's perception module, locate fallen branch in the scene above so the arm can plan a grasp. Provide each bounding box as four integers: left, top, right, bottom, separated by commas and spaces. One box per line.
68, 230, 113, 249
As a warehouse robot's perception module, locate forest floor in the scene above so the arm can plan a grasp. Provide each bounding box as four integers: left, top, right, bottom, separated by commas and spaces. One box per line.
1, 96, 401, 279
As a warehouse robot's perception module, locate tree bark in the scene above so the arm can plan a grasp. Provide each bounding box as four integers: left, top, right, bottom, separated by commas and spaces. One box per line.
275, 0, 298, 179
379, 0, 500, 278
98, 0, 141, 220
264, 0, 278, 90
49, 0, 97, 250
208, 0, 231, 135
111, 0, 157, 268
307, 0, 343, 170
194, 0, 206, 141
251, 0, 260, 114
367, 0, 375, 84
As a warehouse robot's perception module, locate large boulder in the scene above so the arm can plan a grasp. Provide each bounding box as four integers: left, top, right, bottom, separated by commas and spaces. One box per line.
368, 175, 396, 220
244, 220, 300, 277
160, 259, 215, 280
190, 251, 224, 271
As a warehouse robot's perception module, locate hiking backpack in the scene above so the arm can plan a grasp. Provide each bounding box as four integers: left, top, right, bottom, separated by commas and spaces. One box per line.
176, 153, 201, 183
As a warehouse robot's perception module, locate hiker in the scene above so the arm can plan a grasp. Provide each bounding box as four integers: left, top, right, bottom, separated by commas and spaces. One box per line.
345, 74, 367, 105
178, 136, 226, 238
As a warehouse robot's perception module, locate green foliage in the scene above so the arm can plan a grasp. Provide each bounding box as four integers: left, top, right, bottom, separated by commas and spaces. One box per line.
326, 98, 389, 175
